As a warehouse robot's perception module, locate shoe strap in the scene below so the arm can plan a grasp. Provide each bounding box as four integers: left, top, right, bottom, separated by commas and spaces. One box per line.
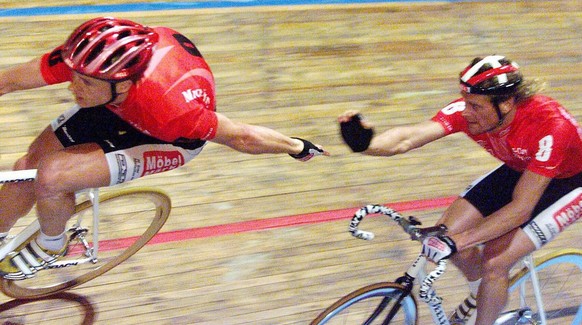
29, 240, 60, 262
9, 254, 36, 278
11, 240, 58, 274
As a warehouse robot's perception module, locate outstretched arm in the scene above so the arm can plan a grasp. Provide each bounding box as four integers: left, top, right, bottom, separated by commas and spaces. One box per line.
338, 110, 446, 156
210, 112, 329, 160
0, 57, 47, 96
366, 120, 446, 156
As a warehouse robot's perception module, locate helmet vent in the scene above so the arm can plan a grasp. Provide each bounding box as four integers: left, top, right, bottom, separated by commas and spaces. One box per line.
86, 41, 105, 66
117, 30, 131, 40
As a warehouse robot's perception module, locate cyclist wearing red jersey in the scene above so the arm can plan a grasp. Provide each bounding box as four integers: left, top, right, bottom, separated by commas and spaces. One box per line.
339, 55, 582, 325
0, 17, 328, 280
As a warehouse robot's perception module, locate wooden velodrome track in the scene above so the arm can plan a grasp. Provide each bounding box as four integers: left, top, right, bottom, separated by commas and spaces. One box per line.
0, 0, 580, 324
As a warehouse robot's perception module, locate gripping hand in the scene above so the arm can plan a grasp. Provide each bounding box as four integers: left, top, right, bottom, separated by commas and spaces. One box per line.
289, 137, 326, 162
421, 235, 457, 262
340, 114, 374, 152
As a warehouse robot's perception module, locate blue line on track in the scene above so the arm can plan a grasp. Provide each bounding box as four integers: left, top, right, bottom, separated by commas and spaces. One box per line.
1, 0, 456, 17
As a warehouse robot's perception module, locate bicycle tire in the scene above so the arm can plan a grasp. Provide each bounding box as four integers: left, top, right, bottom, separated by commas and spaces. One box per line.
311, 282, 418, 325
500, 248, 582, 325
0, 187, 171, 299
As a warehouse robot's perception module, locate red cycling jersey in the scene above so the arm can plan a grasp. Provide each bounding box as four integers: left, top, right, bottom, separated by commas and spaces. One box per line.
431, 95, 582, 179
39, 26, 218, 143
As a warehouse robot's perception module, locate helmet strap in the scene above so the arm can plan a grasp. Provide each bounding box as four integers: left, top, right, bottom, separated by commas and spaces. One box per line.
486, 98, 507, 132
105, 82, 119, 105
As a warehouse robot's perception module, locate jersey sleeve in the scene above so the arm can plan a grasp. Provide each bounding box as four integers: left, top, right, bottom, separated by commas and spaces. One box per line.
430, 99, 468, 135
166, 107, 218, 141
39, 46, 72, 85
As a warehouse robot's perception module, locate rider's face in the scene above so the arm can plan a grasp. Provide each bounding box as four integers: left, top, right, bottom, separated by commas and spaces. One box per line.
68, 72, 113, 107
460, 92, 502, 134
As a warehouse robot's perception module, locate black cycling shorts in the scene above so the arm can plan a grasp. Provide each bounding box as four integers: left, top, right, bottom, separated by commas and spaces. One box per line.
50, 105, 207, 185
462, 164, 582, 248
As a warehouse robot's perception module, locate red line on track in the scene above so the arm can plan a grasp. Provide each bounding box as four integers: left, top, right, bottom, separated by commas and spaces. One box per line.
93, 196, 456, 252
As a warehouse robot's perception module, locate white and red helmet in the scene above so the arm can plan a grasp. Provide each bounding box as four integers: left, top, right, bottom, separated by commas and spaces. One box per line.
459, 55, 522, 96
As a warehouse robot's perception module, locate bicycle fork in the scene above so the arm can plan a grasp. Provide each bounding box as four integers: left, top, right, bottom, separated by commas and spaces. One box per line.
363, 294, 406, 325
402, 254, 450, 325
362, 267, 418, 324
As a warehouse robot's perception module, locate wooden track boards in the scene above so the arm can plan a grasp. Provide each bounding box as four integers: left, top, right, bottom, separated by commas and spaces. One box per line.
0, 1, 580, 324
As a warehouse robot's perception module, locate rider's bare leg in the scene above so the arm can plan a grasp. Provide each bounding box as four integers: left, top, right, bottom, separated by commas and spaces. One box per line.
436, 197, 486, 281
34, 142, 110, 237
0, 127, 64, 233
475, 228, 536, 325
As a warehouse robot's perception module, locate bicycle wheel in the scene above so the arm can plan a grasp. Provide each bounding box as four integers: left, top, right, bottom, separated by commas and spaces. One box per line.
311, 282, 418, 325
0, 187, 171, 299
502, 249, 582, 325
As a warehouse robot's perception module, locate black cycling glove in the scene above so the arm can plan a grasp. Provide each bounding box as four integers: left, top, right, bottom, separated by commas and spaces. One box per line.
340, 114, 374, 152
289, 137, 325, 161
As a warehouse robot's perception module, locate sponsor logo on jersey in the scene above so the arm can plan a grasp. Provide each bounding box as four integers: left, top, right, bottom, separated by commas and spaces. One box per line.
142, 151, 185, 175
553, 192, 582, 231
511, 147, 530, 161
182, 88, 211, 107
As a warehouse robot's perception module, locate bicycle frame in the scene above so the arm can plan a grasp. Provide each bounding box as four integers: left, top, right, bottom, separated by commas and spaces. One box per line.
350, 204, 451, 324
348, 204, 554, 325
491, 254, 548, 325
520, 254, 546, 324
388, 249, 549, 325
0, 169, 100, 269
0, 169, 171, 299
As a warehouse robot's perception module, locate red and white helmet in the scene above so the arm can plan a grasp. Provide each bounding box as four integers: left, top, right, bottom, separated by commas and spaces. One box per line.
62, 17, 159, 81
459, 55, 522, 96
